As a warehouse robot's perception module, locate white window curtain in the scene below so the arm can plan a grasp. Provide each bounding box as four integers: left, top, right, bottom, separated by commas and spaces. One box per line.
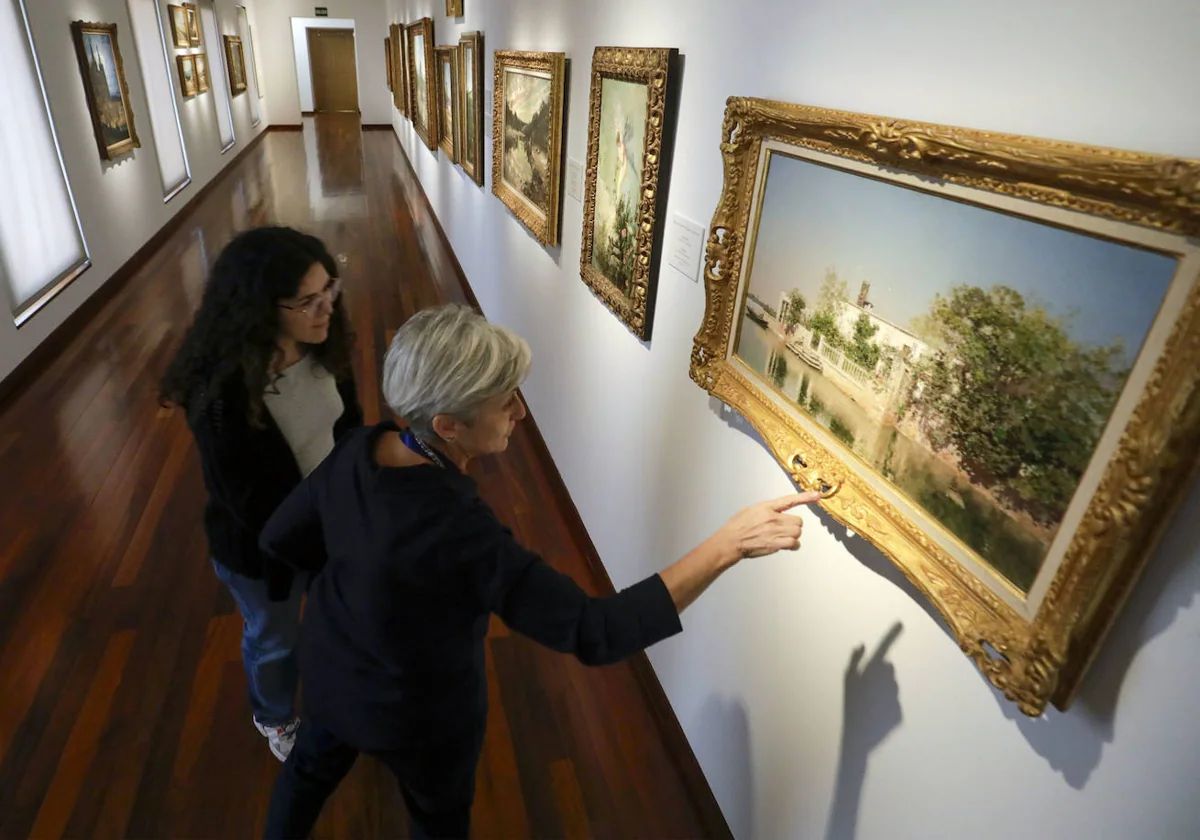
236, 5, 261, 125
199, 0, 235, 151
127, 0, 190, 199
0, 0, 90, 323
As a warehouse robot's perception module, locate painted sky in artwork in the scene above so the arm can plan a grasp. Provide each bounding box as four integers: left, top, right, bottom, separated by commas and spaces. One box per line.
749, 153, 1178, 361
504, 69, 549, 122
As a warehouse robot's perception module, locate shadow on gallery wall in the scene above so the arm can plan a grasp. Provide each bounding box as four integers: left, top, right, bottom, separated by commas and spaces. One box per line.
697, 694, 755, 840
712, 397, 1200, 790
825, 621, 904, 840
993, 472, 1200, 789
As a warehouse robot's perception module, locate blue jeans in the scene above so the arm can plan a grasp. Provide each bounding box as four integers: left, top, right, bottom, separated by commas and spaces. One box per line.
212, 559, 304, 727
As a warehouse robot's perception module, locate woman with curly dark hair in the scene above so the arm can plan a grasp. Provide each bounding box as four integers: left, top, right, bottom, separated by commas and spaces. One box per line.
161, 226, 362, 762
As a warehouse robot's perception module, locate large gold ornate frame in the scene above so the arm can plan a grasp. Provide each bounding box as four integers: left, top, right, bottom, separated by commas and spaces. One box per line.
406, 18, 437, 150
491, 50, 566, 246
691, 97, 1200, 715
579, 47, 676, 340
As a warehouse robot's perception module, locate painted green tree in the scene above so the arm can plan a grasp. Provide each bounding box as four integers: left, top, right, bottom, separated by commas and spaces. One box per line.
911, 284, 1125, 524
846, 313, 882, 370
597, 195, 637, 293
781, 290, 807, 329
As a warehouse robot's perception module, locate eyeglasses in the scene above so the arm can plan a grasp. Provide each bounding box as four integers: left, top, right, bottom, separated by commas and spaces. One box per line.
278, 277, 342, 317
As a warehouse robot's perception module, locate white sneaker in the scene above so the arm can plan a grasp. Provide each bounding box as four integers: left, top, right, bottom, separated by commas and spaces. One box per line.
253, 717, 300, 762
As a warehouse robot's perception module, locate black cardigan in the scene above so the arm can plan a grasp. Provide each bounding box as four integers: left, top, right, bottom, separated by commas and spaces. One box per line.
186, 369, 362, 598
260, 422, 683, 752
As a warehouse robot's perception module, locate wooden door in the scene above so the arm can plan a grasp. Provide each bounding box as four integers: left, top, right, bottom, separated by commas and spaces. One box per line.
307, 28, 359, 113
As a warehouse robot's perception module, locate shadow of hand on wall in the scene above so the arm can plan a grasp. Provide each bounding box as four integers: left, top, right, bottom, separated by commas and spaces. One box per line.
697, 694, 755, 840
825, 622, 904, 840
992, 474, 1200, 789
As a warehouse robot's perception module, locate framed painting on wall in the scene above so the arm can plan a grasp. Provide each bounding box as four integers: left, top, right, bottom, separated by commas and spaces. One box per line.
435, 45, 459, 161
406, 18, 437, 149
690, 97, 1200, 716
397, 22, 408, 116
385, 36, 393, 91
580, 46, 678, 340
389, 23, 403, 113
195, 52, 210, 93
185, 4, 201, 46
70, 20, 140, 161
224, 34, 247, 95
457, 32, 483, 185
446, 0, 464, 17
167, 4, 190, 49
491, 50, 566, 246
176, 54, 198, 98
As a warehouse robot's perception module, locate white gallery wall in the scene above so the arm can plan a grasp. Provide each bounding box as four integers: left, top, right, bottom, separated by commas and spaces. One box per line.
0, 0, 269, 384
387, 0, 1200, 837
253, 0, 391, 126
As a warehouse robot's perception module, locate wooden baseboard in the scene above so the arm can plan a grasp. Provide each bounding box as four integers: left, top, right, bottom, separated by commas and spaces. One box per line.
388, 129, 733, 840
0, 126, 280, 411
362, 124, 392, 131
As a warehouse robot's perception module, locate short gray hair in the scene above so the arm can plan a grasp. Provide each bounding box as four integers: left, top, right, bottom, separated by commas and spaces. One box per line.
382, 304, 531, 438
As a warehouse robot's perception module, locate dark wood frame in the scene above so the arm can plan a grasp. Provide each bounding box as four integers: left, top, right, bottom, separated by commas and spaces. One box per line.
457, 32, 484, 185
70, 20, 140, 161
385, 36, 393, 91
406, 18, 438, 150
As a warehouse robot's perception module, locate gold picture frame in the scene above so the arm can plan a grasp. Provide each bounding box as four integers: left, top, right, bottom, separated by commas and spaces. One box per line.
435, 45, 459, 162
389, 23, 404, 114
446, 0, 464, 16
224, 34, 247, 95
580, 46, 677, 340
457, 32, 484, 185
492, 50, 566, 246
185, 4, 201, 47
176, 54, 198, 98
70, 20, 140, 161
195, 51, 209, 93
406, 18, 437, 149
167, 4, 190, 49
691, 97, 1200, 716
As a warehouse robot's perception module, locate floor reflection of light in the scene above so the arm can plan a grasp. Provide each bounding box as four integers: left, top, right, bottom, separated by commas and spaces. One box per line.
302, 115, 368, 220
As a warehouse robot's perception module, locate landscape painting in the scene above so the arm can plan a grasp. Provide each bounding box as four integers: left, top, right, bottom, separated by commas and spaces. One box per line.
408, 19, 437, 149
195, 52, 209, 92
492, 51, 564, 243
501, 68, 552, 214
168, 4, 189, 48
436, 46, 456, 160
70, 21, 140, 160
735, 151, 1178, 592
224, 35, 246, 94
457, 32, 483, 183
177, 54, 198, 98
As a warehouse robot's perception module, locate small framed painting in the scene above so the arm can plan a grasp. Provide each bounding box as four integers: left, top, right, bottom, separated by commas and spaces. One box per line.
195, 52, 209, 93
385, 36, 393, 91
435, 45, 459, 162
492, 50, 567, 245
176, 54, 198, 98
406, 18, 437, 149
185, 4, 201, 46
446, 0, 464, 16
70, 20, 140, 160
167, 4, 190, 49
457, 32, 484, 185
580, 46, 678, 340
224, 34, 247, 95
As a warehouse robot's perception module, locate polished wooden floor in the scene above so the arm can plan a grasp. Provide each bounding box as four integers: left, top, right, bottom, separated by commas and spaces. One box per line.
0, 116, 717, 838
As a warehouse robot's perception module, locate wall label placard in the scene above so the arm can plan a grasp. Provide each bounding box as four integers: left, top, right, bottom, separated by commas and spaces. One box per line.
565, 158, 583, 202
666, 214, 705, 282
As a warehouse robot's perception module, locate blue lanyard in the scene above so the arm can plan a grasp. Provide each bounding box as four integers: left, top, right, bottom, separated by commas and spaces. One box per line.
401, 429, 447, 469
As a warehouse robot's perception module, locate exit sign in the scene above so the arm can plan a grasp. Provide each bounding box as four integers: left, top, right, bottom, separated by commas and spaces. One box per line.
315, 6, 328, 16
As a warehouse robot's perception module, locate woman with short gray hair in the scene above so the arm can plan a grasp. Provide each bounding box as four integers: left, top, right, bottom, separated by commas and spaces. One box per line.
260, 304, 820, 839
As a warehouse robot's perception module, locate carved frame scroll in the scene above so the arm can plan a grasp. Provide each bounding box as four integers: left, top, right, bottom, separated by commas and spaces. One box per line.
691, 97, 1200, 715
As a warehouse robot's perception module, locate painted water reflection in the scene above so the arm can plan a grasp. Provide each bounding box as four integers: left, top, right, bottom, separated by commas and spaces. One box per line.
737, 316, 1045, 590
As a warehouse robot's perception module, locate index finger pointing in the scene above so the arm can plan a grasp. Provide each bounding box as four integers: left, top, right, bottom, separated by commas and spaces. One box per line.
768, 491, 824, 512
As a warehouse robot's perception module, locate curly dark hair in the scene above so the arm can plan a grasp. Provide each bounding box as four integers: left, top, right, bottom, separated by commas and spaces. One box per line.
160, 226, 354, 427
